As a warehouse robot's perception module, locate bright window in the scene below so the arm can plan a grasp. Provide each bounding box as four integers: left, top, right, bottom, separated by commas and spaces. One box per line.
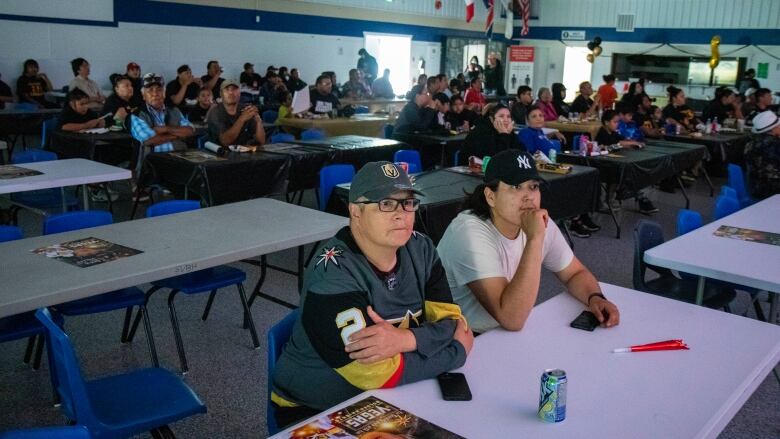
563, 47, 593, 98
364, 33, 412, 96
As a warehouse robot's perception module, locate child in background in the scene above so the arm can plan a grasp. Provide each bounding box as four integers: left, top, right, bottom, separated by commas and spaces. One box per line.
276, 90, 293, 125
617, 103, 644, 141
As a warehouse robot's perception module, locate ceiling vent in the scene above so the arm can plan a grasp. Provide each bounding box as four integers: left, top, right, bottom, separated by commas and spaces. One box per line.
616, 14, 635, 32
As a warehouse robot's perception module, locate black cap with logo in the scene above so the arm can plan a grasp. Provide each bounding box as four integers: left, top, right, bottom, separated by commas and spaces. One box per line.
484, 149, 543, 186
349, 161, 424, 203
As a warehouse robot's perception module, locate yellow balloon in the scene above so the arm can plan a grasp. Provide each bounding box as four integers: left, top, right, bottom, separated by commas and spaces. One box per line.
586, 53, 595, 63
592, 46, 603, 57
709, 57, 720, 69
709, 35, 721, 69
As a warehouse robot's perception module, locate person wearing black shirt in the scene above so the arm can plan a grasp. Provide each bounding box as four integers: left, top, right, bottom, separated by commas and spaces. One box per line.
746, 88, 773, 126
463, 104, 523, 159
310, 74, 340, 115
483, 53, 506, 96
15, 59, 57, 108
201, 60, 224, 98
634, 96, 662, 139
702, 87, 737, 123
620, 82, 648, 110
185, 87, 214, 125
393, 91, 437, 135
166, 65, 202, 108
286, 68, 307, 92
551, 83, 570, 117
447, 94, 479, 130
58, 88, 105, 131
0, 75, 12, 110
511, 85, 533, 125
570, 81, 597, 117
738, 68, 760, 95
207, 80, 265, 146
240, 63, 262, 89
662, 86, 700, 133
103, 75, 141, 130
357, 49, 379, 85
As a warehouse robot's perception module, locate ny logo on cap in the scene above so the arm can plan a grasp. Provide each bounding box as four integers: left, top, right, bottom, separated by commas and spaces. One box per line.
381, 163, 400, 178
517, 154, 531, 169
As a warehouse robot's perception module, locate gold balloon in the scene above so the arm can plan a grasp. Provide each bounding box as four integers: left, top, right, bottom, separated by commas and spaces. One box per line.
586, 53, 595, 63
592, 46, 603, 57
709, 35, 721, 69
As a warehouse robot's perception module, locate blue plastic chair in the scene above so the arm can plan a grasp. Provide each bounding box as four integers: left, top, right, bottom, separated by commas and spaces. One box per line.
0, 225, 23, 242
572, 135, 582, 151
300, 129, 326, 141
676, 209, 703, 236
720, 185, 738, 200
43, 211, 159, 366
271, 132, 295, 143
266, 309, 300, 436
318, 164, 355, 210
0, 426, 90, 439
262, 110, 279, 124
196, 134, 208, 150
354, 105, 369, 114
13, 103, 37, 112
727, 164, 755, 208
393, 150, 422, 173
35, 308, 206, 438
128, 200, 259, 373
41, 117, 60, 150
10, 149, 79, 218
714, 195, 740, 220
383, 124, 394, 139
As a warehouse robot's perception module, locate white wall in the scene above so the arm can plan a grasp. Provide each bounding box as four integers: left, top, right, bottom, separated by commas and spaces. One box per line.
0, 20, 439, 94
0, 0, 113, 22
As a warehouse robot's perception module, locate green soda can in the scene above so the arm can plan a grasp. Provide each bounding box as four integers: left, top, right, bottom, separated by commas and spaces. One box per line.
538, 369, 567, 422
481, 155, 491, 173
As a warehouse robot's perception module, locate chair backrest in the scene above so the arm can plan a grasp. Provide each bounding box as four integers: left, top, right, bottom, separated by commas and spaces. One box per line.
714, 194, 740, 220
0, 225, 23, 243
43, 211, 113, 235
41, 117, 60, 150
300, 129, 326, 141
676, 209, 703, 236
270, 133, 295, 143
392, 149, 422, 173
318, 164, 355, 210
266, 309, 300, 435
727, 164, 748, 201
262, 110, 279, 124
0, 426, 91, 439
34, 308, 96, 428
383, 124, 394, 139
12, 149, 58, 164
354, 105, 369, 114
719, 185, 738, 199
146, 200, 201, 218
633, 219, 667, 291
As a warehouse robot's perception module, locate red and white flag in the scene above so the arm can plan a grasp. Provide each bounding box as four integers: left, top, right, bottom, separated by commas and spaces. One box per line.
518, 0, 531, 36
464, 0, 475, 22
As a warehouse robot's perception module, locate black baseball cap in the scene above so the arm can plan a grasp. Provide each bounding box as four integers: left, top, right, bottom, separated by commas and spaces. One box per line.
349, 161, 424, 203
142, 73, 164, 89
244, 62, 254, 69
484, 149, 543, 186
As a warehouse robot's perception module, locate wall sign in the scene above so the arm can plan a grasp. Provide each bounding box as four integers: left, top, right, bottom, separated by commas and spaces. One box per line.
561, 30, 586, 40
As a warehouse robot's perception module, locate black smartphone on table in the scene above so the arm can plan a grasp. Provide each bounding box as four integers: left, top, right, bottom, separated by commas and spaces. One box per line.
437, 372, 472, 401
570, 310, 601, 331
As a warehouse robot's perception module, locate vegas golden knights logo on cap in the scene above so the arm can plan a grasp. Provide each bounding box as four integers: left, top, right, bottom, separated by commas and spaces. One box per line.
381, 163, 400, 178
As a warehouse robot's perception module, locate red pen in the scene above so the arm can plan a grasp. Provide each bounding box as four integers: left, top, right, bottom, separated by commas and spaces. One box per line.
612, 339, 689, 353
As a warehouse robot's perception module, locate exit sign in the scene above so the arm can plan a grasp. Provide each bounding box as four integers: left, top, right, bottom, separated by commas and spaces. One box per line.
561, 30, 586, 40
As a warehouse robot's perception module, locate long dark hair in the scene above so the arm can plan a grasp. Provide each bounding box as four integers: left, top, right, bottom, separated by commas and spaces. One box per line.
667, 85, 683, 100
464, 179, 500, 220
714, 86, 733, 103
551, 83, 566, 103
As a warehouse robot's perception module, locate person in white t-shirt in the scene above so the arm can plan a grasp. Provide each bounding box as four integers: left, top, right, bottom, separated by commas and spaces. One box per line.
437, 149, 620, 334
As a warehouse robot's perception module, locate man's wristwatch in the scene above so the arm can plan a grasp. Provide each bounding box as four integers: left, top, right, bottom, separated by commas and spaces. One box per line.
587, 293, 606, 305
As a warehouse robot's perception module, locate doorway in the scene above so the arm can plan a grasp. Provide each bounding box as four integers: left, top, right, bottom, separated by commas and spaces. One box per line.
364, 33, 412, 96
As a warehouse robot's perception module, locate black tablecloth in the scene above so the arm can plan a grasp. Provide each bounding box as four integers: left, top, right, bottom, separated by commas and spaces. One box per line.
51, 130, 135, 166
140, 150, 290, 206
392, 132, 467, 168
329, 165, 600, 244
663, 133, 749, 176
559, 149, 676, 199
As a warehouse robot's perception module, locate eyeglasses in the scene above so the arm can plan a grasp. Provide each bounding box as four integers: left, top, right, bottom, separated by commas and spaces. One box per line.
355, 198, 420, 212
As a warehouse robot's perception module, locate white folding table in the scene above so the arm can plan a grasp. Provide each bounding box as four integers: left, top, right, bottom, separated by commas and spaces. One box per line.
0, 158, 131, 211
644, 194, 780, 323
0, 198, 347, 318
271, 284, 780, 439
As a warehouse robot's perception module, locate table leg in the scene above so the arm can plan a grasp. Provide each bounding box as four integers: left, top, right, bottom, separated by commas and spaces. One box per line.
60, 187, 67, 212
700, 166, 714, 197
696, 276, 705, 305
82, 184, 89, 210
675, 176, 690, 209
769, 293, 778, 325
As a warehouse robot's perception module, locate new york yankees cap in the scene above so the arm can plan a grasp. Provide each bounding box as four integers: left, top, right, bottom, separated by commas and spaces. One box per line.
349, 161, 424, 203
484, 149, 544, 186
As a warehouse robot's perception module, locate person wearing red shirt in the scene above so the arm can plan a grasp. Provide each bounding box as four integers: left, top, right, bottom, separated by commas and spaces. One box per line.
597, 74, 618, 110
463, 78, 487, 113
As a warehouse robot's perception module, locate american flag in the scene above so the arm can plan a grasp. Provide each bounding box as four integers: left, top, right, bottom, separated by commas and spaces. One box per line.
519, 0, 531, 36
464, 0, 475, 23
484, 0, 495, 39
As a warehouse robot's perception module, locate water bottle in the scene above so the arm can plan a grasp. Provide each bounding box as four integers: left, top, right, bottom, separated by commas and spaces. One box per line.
579, 135, 589, 151
549, 148, 557, 163
705, 118, 712, 134
712, 117, 719, 133
675, 124, 681, 135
